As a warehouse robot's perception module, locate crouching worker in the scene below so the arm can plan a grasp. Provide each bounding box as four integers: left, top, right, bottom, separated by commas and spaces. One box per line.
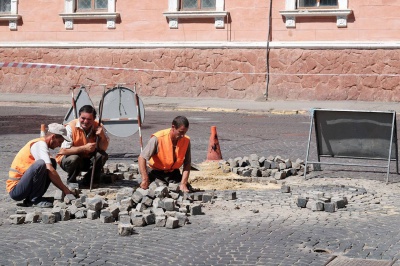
139, 116, 195, 193
56, 105, 109, 188
7, 123, 73, 208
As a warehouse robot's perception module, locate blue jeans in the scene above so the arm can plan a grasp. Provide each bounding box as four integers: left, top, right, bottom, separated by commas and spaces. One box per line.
9, 159, 55, 203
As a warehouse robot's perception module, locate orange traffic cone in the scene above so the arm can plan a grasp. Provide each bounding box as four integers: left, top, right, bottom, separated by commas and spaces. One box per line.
40, 124, 46, 137
206, 126, 222, 161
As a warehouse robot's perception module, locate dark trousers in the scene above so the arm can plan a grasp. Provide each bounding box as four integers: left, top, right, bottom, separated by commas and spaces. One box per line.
9, 159, 55, 202
60, 153, 108, 184
148, 169, 182, 185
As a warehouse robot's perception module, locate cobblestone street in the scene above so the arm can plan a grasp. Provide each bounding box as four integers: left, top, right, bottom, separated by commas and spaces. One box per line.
1, 105, 400, 265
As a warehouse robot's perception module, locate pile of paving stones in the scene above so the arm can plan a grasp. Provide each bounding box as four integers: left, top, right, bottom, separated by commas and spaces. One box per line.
9, 162, 237, 236
293, 185, 368, 213
221, 154, 307, 180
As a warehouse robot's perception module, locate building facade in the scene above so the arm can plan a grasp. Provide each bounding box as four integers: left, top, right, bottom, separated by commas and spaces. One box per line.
0, 0, 399, 101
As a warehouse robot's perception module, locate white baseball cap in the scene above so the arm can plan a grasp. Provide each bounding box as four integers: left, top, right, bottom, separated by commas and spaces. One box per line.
47, 123, 71, 142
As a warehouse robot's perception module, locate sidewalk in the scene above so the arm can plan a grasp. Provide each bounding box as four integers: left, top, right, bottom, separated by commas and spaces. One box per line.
1, 92, 399, 115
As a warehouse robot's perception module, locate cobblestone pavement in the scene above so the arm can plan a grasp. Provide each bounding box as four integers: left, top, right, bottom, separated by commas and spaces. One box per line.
1, 105, 400, 265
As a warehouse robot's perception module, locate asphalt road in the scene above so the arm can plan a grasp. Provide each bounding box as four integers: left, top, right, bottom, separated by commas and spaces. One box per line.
1, 105, 400, 265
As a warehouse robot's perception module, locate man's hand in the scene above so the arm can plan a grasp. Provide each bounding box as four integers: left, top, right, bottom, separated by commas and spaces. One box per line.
95, 125, 105, 137
140, 179, 150, 190
179, 183, 190, 193
63, 188, 73, 195
84, 143, 96, 153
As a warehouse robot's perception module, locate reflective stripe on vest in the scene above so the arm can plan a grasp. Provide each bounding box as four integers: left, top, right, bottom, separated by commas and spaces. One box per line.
7, 138, 42, 192
148, 128, 190, 171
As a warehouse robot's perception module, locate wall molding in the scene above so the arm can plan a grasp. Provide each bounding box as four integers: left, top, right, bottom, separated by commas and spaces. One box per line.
1, 41, 400, 49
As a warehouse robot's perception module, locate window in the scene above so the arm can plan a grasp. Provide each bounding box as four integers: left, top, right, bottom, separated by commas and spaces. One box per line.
60, 0, 119, 30
181, 0, 216, 10
0, 0, 11, 13
280, 0, 351, 28
298, 0, 337, 8
164, 0, 227, 29
0, 0, 20, 30
76, 0, 107, 12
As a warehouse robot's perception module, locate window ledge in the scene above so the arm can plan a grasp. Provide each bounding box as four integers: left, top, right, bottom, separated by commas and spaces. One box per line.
0, 14, 20, 30
59, 12, 120, 30
163, 11, 228, 29
280, 9, 352, 28
59, 12, 119, 20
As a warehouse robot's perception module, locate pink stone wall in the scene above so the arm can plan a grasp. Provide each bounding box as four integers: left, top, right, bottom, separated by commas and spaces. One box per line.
268, 49, 400, 101
0, 48, 267, 99
2, 48, 400, 101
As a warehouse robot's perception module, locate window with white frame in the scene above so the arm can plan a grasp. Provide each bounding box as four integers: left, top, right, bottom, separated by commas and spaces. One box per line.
164, 0, 227, 29
280, 0, 351, 28
298, 0, 337, 8
0, 0, 20, 30
60, 0, 119, 30
180, 0, 216, 10
76, 0, 107, 12
0, 0, 11, 13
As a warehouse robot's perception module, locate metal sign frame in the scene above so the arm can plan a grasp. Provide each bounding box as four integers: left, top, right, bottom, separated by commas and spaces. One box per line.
101, 86, 145, 138
63, 85, 95, 125
304, 108, 399, 183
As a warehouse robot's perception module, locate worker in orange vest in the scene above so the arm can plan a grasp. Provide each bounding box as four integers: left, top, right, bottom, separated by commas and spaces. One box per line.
8, 123, 73, 208
56, 105, 109, 188
138, 116, 195, 193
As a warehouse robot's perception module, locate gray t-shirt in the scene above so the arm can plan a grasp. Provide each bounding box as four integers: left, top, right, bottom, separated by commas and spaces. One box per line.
140, 136, 191, 167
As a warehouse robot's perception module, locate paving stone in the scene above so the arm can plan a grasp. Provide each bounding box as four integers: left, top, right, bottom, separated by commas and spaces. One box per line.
131, 214, 145, 227
67, 205, 79, 215
193, 193, 203, 201
42, 212, 56, 224
118, 211, 131, 224
281, 185, 291, 193
297, 197, 309, 208
165, 217, 179, 229
168, 183, 180, 192
155, 216, 166, 227
25, 212, 40, 223
274, 171, 286, 180
175, 212, 189, 226
324, 202, 337, 213
142, 196, 153, 207
190, 204, 202, 215
74, 209, 86, 219
9, 214, 25, 224
163, 198, 175, 211
99, 210, 114, 223
202, 193, 213, 203
118, 223, 133, 236
131, 190, 144, 203
87, 197, 103, 211
64, 194, 76, 204
136, 203, 147, 212
143, 213, 156, 225
155, 186, 169, 199
152, 207, 165, 216
120, 198, 133, 210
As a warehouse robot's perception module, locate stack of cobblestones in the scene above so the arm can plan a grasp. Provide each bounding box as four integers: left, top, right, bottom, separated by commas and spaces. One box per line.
9, 161, 238, 236
222, 154, 307, 180
294, 185, 368, 213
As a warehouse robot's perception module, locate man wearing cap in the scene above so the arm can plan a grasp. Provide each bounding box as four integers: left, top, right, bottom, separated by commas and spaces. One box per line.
7, 123, 73, 208
138, 116, 194, 193
56, 105, 109, 188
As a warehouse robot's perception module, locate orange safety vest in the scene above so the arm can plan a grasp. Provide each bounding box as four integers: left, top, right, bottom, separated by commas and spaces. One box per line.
56, 119, 99, 164
148, 128, 190, 172
7, 138, 43, 192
